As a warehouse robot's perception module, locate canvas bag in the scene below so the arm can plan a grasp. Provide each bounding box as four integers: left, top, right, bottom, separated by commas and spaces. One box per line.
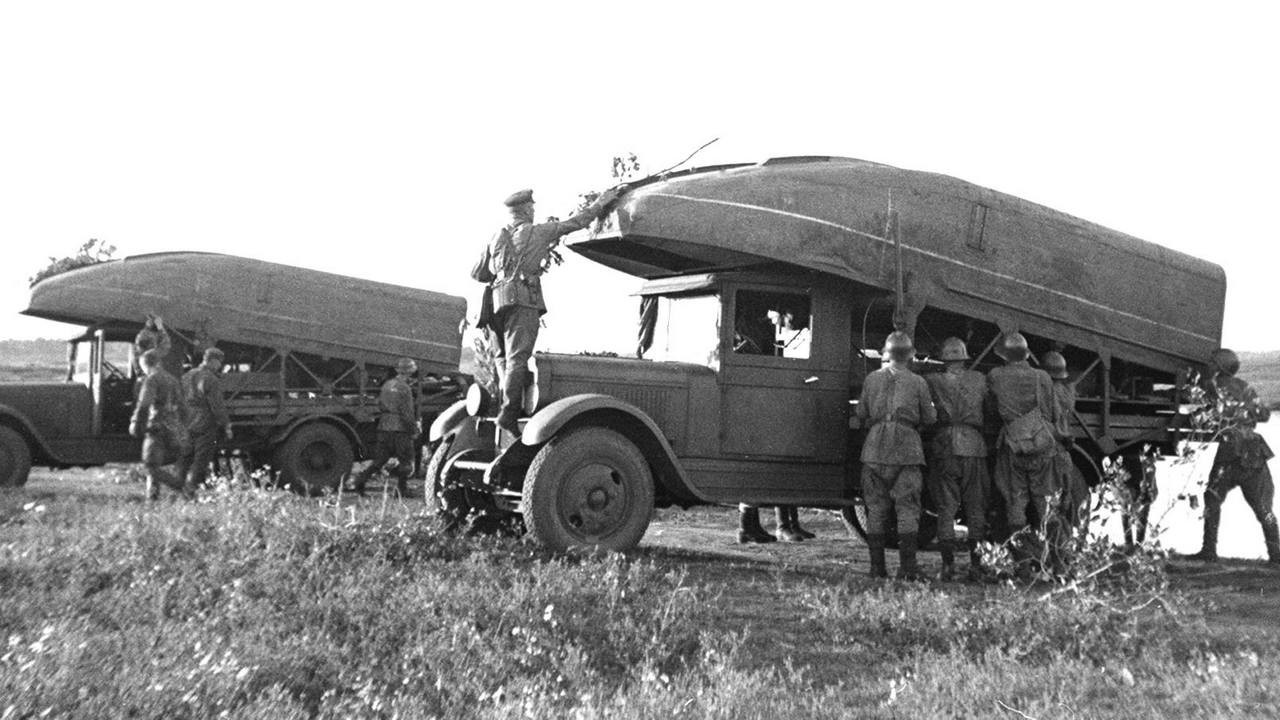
1004, 408, 1054, 455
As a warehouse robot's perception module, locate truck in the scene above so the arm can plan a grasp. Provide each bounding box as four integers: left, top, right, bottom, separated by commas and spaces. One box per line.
429, 156, 1226, 551
0, 252, 468, 492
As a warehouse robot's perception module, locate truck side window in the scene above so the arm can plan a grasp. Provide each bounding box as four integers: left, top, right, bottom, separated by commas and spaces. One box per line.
733, 290, 811, 360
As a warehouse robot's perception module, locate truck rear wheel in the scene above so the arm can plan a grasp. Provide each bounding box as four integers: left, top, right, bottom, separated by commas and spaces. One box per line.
0, 426, 32, 488
274, 423, 353, 496
523, 427, 654, 552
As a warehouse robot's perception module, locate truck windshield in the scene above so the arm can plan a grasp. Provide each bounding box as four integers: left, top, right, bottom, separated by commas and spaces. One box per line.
71, 341, 92, 386
648, 293, 721, 369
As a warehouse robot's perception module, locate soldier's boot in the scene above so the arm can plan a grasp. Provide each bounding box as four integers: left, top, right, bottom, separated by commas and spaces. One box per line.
866, 534, 888, 579
967, 539, 985, 581
775, 506, 805, 542
496, 367, 527, 440
896, 533, 923, 581
789, 506, 816, 539
352, 470, 370, 497
938, 540, 956, 582
1263, 516, 1280, 565
737, 507, 777, 544
396, 475, 411, 498
1188, 503, 1221, 561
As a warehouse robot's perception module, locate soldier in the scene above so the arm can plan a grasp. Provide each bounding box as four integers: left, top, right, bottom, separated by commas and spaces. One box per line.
1189, 348, 1280, 564
988, 333, 1059, 545
177, 347, 232, 488
132, 314, 185, 379
354, 358, 419, 497
925, 337, 990, 580
1042, 351, 1089, 529
855, 331, 937, 579
128, 348, 191, 500
473, 187, 621, 438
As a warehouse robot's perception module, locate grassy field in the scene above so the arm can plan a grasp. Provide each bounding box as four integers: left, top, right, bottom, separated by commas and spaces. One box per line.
2, 471, 1279, 719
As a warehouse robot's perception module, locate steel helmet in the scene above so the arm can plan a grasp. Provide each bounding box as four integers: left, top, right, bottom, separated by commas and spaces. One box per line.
883, 331, 915, 360
999, 332, 1029, 361
938, 337, 969, 362
396, 357, 418, 374
1041, 351, 1068, 380
1209, 348, 1240, 377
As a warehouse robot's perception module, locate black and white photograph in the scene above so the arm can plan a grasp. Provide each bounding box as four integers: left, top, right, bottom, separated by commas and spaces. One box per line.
1, 2, 1278, 717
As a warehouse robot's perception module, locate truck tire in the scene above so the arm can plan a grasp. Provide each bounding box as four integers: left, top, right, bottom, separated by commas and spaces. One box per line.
0, 426, 32, 488
425, 439, 468, 524
523, 427, 654, 552
274, 423, 353, 496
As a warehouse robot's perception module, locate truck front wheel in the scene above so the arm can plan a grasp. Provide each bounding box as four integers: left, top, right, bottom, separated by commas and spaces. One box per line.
523, 427, 654, 552
274, 423, 353, 496
0, 426, 32, 488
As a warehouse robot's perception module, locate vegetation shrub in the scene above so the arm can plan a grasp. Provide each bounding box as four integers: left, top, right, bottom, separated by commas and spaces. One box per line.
0, 490, 704, 718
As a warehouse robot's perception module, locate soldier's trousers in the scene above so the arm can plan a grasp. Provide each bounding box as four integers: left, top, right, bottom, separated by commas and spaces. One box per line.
994, 448, 1056, 529
1053, 446, 1089, 528
359, 430, 414, 481
176, 428, 219, 487
1203, 459, 1278, 551
492, 306, 541, 427
862, 462, 923, 535
927, 454, 990, 542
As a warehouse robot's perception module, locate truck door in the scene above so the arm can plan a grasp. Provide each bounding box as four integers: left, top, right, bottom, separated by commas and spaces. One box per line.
718, 286, 847, 463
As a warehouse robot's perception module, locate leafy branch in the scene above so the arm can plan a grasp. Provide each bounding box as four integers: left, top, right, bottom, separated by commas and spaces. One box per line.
29, 238, 117, 286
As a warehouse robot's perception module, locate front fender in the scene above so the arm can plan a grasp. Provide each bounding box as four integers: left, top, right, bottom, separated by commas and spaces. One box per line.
523, 394, 710, 506
429, 399, 469, 442
0, 403, 57, 462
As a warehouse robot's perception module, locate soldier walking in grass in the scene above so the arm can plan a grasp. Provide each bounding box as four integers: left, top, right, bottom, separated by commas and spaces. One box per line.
1190, 348, 1280, 564
472, 186, 621, 438
924, 337, 990, 580
177, 347, 232, 488
129, 348, 192, 500
855, 331, 937, 580
988, 333, 1059, 570
354, 358, 419, 497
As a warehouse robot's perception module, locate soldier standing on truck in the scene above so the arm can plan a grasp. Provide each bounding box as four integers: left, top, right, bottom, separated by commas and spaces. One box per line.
132, 314, 185, 379
988, 333, 1059, 567
925, 337, 990, 580
177, 347, 232, 488
855, 331, 937, 580
472, 187, 620, 438
1189, 349, 1280, 564
129, 348, 192, 500
353, 358, 419, 497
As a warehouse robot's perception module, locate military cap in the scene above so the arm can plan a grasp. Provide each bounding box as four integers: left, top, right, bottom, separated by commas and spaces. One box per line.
503, 189, 534, 207
203, 347, 226, 362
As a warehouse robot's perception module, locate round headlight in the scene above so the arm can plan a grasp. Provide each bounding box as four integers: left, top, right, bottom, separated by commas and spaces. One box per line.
465, 383, 492, 417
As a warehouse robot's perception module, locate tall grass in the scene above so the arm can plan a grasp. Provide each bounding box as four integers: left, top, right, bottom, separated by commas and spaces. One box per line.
2, 484, 1279, 719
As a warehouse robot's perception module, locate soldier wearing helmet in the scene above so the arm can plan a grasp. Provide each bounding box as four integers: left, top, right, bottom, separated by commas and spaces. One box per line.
924, 337, 991, 580
1041, 351, 1089, 530
987, 332, 1060, 563
176, 347, 232, 489
472, 186, 622, 439
354, 357, 420, 496
854, 331, 937, 580
1189, 348, 1279, 563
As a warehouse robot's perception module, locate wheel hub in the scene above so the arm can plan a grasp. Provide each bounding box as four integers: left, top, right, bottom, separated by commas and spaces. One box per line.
559, 462, 627, 540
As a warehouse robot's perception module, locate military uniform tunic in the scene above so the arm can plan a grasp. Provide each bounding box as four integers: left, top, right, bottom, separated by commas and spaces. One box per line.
925, 367, 991, 542
856, 365, 937, 535
988, 360, 1059, 529
178, 364, 230, 487
1050, 380, 1089, 527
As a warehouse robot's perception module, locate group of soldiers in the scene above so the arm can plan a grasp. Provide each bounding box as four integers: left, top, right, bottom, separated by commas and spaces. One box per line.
129, 315, 232, 499
738, 332, 1279, 581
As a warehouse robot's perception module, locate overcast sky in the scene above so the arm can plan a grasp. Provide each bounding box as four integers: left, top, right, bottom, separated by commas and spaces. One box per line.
2, 2, 1277, 354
